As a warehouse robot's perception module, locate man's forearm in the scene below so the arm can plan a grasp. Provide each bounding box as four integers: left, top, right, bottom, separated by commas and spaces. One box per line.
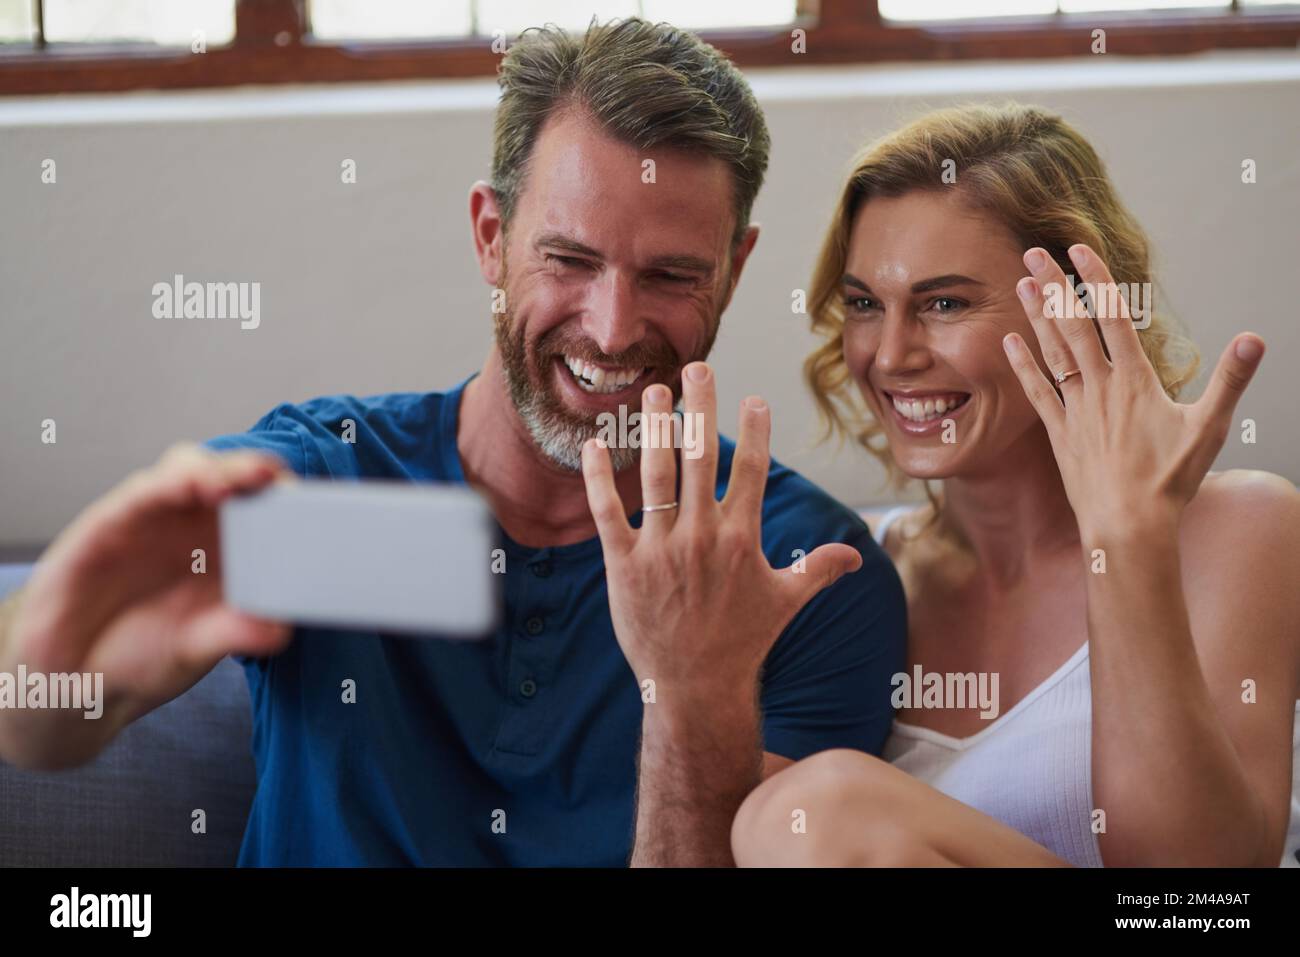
630, 683, 764, 867
0, 585, 125, 770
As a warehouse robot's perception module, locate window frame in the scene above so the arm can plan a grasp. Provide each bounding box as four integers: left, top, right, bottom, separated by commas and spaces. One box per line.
1, 0, 1298, 96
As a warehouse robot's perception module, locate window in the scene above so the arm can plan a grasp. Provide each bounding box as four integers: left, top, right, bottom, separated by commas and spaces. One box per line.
309, 0, 801, 40
878, 0, 1291, 19
0, 0, 237, 46
1, 0, 1297, 95
0, 0, 34, 43
42, 0, 236, 45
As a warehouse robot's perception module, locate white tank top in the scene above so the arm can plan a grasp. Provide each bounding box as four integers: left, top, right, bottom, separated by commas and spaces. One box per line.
872, 505, 1300, 868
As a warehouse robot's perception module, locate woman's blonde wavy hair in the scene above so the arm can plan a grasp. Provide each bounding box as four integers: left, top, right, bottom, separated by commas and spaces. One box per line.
805, 103, 1200, 518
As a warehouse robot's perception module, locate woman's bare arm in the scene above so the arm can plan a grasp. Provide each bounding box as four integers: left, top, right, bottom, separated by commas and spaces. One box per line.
1007, 242, 1296, 866
1083, 472, 1299, 866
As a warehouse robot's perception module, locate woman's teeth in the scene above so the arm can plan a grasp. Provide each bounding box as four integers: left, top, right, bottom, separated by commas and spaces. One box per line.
891, 393, 969, 422
564, 355, 646, 394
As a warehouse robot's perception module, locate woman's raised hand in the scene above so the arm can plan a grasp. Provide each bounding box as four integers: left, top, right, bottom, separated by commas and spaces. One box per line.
1004, 243, 1264, 539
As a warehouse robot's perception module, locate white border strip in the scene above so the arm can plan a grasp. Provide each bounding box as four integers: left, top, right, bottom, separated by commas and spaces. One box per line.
0, 50, 1297, 127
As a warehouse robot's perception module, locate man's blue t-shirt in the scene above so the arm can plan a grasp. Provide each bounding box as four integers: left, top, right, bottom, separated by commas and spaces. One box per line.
204, 377, 906, 866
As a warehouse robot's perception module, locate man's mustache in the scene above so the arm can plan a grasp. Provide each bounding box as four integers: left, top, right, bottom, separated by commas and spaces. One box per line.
536, 336, 678, 374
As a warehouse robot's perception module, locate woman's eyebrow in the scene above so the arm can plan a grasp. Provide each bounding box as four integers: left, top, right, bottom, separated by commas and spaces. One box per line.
841, 273, 983, 294
910, 274, 983, 294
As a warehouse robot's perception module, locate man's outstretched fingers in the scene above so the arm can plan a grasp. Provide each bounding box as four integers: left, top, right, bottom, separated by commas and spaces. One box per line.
679, 362, 719, 517
781, 542, 863, 608
721, 396, 771, 532
581, 438, 635, 555
639, 383, 678, 533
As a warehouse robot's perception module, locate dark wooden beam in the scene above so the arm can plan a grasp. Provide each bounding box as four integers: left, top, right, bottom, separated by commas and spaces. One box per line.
233, 0, 305, 47
1, 10, 1298, 96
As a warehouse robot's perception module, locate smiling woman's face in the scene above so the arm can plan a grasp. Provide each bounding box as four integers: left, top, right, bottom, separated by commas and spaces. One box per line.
841, 189, 1053, 480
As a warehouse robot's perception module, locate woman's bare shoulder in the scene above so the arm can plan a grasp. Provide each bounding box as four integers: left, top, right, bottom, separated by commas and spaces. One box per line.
1184, 469, 1299, 535
1181, 468, 1300, 654
1182, 469, 1299, 569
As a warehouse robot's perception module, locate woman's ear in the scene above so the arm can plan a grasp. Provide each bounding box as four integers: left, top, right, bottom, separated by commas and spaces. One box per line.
469, 181, 504, 286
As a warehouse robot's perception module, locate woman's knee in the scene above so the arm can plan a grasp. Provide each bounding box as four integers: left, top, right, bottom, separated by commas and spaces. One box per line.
732, 748, 913, 866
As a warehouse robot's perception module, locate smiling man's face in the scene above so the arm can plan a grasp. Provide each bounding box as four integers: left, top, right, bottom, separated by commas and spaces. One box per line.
483, 108, 756, 471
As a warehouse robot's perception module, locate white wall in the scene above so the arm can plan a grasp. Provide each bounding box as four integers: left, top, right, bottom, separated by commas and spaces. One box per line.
2, 52, 1298, 547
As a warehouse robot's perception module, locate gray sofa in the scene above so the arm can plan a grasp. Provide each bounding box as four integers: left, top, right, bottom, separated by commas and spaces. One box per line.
5, 558, 1297, 868
0, 563, 254, 866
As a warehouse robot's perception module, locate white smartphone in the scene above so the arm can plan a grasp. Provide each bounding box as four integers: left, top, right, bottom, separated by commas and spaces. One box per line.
219, 479, 499, 638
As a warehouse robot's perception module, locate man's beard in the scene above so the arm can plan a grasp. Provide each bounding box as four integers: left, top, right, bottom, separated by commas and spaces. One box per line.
493, 269, 718, 473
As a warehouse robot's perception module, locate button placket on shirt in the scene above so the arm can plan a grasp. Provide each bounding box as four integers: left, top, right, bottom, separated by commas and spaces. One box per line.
504, 548, 551, 712
517, 604, 544, 699
495, 550, 559, 756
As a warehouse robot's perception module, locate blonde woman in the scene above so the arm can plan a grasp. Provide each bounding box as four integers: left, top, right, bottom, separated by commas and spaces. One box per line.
709, 103, 1299, 867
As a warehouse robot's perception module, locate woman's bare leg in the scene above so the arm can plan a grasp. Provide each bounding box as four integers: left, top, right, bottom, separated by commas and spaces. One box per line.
732, 748, 1072, 867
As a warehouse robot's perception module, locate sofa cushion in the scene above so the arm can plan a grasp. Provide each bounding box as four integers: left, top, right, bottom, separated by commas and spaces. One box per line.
0, 564, 255, 866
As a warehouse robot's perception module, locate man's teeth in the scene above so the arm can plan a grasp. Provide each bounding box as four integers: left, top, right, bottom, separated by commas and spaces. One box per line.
564, 355, 646, 394
891, 394, 968, 422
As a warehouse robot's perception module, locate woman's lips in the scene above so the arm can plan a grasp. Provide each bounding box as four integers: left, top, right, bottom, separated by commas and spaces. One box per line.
880, 389, 972, 436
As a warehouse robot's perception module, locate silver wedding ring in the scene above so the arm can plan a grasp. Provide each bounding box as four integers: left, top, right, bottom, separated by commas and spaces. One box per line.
642, 501, 679, 513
